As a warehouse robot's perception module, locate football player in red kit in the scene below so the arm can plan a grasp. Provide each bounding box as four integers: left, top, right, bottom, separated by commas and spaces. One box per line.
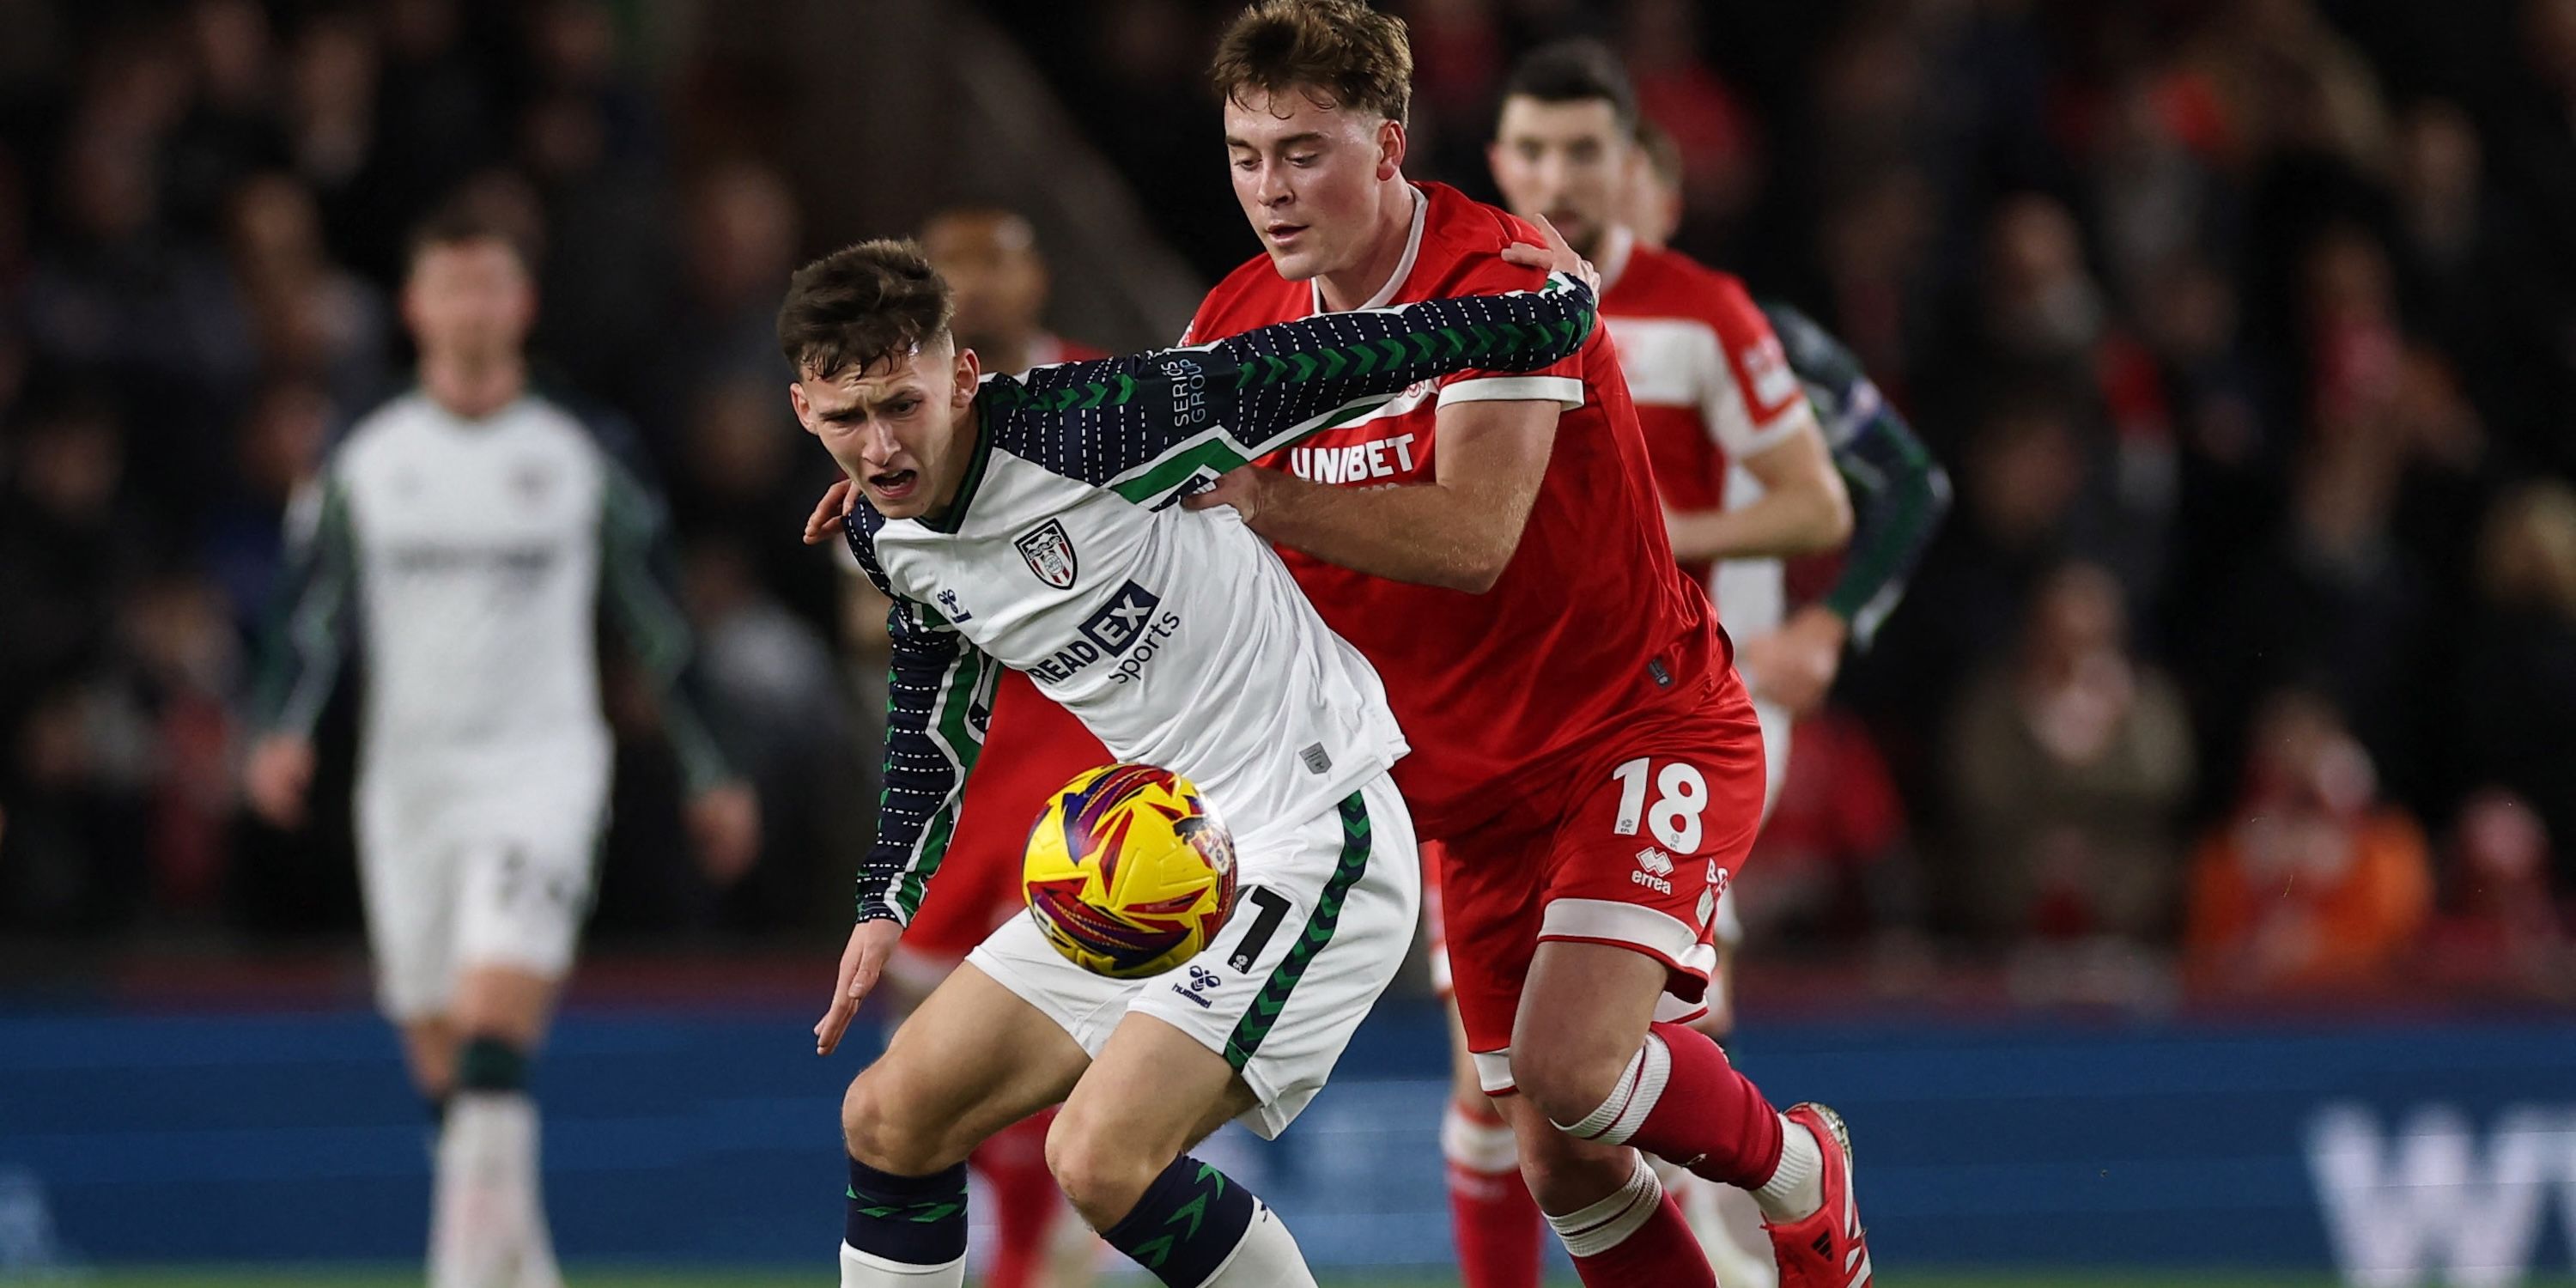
1175, 5, 1872, 1286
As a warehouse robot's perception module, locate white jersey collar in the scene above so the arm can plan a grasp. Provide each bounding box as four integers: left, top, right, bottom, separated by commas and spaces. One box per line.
1597, 225, 1637, 298
1312, 184, 1428, 315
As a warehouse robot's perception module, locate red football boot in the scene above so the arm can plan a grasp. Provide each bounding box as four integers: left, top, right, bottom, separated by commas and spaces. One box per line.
1764, 1103, 1873, 1287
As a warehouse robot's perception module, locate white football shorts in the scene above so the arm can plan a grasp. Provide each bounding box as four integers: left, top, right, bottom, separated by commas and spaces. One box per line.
354, 732, 611, 1021
967, 770, 1419, 1139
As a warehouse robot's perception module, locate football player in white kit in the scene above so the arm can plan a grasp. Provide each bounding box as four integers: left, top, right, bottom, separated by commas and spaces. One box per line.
787, 231, 1595, 1288
244, 210, 761, 1288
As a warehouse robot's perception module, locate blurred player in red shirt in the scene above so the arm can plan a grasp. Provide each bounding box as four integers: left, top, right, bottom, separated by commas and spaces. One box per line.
1176, 5, 1873, 1285
877, 207, 1112, 1288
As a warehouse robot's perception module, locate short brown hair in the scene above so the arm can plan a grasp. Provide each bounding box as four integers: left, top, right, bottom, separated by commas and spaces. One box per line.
405, 200, 532, 276
1635, 116, 1684, 189
1499, 40, 1637, 134
776, 239, 956, 380
1210, 0, 1412, 127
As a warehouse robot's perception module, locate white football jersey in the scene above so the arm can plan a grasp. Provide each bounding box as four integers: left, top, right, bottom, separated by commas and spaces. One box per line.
845, 271, 1597, 923
255, 389, 726, 787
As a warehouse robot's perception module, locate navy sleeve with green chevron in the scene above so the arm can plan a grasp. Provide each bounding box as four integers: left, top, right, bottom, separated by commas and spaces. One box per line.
248, 472, 359, 738
598, 456, 739, 793
1761, 301, 1953, 650
985, 270, 1597, 507
844, 506, 995, 926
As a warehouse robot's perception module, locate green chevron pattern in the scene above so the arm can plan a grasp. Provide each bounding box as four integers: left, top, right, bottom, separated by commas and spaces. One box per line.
1224, 793, 1372, 1070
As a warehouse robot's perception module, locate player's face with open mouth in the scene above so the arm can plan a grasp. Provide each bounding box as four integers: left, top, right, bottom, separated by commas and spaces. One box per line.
1489, 97, 1628, 264
790, 339, 981, 521
1223, 87, 1398, 283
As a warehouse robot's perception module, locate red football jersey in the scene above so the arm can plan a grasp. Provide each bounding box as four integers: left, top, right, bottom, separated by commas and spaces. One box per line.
1596, 228, 1817, 613
1188, 182, 1727, 839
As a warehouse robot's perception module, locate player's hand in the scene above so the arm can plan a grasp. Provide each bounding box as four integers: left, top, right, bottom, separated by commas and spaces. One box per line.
686, 782, 762, 886
803, 477, 857, 545
1501, 213, 1600, 296
1180, 464, 1283, 526
243, 734, 317, 829
816, 917, 902, 1055
1732, 605, 1850, 716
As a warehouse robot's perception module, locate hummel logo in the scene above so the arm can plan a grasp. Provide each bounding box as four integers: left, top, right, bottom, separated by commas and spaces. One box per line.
1170, 964, 1224, 1009
1631, 847, 1674, 895
935, 588, 973, 623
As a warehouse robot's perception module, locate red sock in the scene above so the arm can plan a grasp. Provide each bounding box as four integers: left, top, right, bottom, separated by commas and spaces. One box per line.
969, 1108, 1061, 1288
1556, 1020, 1786, 1190
1443, 1099, 1543, 1288
1547, 1154, 1716, 1287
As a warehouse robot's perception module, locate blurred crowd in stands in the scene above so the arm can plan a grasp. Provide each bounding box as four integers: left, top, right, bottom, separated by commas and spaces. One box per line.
3, 0, 2573, 1007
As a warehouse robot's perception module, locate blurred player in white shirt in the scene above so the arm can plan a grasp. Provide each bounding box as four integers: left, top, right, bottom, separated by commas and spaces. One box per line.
245, 209, 759, 1288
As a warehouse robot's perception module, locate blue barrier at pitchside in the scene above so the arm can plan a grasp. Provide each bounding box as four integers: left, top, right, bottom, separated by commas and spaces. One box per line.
3, 999, 2573, 1279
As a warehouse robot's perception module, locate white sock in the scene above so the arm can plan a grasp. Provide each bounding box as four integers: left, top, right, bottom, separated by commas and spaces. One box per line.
1442, 1101, 1522, 1182
1542, 1151, 1663, 1258
839, 1240, 966, 1286
1752, 1113, 1824, 1222
513, 1151, 563, 1288
1199, 1200, 1319, 1288
430, 1093, 536, 1288
1687, 1172, 1778, 1288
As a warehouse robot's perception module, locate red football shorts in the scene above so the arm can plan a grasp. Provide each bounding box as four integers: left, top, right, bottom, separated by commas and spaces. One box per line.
1436, 671, 1765, 1094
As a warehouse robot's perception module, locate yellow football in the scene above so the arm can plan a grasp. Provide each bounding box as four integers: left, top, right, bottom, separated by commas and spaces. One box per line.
1023, 763, 1239, 978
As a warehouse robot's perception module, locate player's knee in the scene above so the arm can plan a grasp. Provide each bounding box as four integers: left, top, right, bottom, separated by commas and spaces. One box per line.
1508, 1042, 1636, 1131
1042, 1114, 1162, 1228
840, 1069, 949, 1175
1514, 1127, 1635, 1214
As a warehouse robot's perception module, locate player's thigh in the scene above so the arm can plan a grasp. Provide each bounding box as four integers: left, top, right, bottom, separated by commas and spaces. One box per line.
1121, 775, 1420, 1141
1050, 1012, 1260, 1195
846, 961, 1092, 1174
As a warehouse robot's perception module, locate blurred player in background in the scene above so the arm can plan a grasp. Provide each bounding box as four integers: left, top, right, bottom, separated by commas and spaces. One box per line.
874, 206, 1114, 1288
244, 209, 761, 1288
1179, 4, 1874, 1285
792, 234, 1596, 1288
1473, 43, 1951, 1286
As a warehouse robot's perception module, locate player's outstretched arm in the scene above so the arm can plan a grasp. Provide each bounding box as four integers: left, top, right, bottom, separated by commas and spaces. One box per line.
243, 473, 358, 828
1786, 316, 1952, 650
989, 264, 1594, 509
822, 514, 995, 1052
598, 458, 762, 879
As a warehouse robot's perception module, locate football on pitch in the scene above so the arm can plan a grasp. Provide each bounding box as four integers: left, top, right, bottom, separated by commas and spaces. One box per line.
1023, 763, 1239, 978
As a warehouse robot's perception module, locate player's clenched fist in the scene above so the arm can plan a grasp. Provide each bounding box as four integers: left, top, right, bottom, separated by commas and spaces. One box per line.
815, 917, 902, 1055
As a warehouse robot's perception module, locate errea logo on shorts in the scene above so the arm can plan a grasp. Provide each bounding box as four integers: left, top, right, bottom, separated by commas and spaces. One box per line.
1633, 847, 1675, 895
